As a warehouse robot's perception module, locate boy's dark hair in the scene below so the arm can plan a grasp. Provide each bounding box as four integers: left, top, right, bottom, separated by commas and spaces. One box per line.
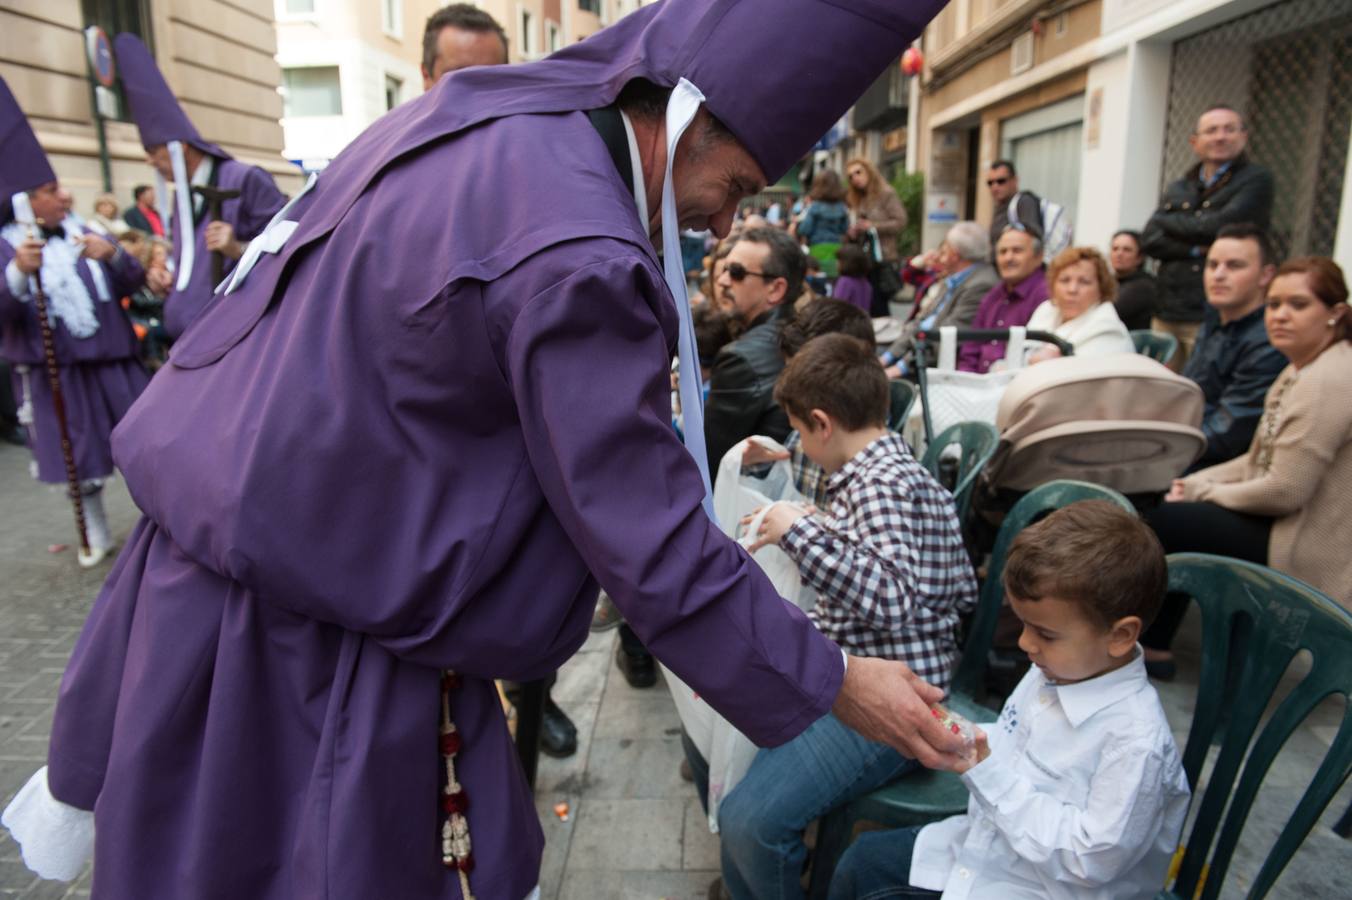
1214, 222, 1275, 268
133, 184, 152, 203
422, 4, 508, 75
774, 334, 888, 432
836, 244, 870, 278
692, 304, 735, 367
1003, 501, 1166, 630
778, 298, 874, 358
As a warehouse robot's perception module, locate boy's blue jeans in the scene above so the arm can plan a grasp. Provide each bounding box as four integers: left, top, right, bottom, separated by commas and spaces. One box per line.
828, 827, 942, 900
682, 713, 919, 900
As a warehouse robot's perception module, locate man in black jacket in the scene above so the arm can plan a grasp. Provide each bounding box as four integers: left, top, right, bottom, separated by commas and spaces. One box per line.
1142, 104, 1273, 370
1183, 224, 1286, 469
704, 226, 804, 475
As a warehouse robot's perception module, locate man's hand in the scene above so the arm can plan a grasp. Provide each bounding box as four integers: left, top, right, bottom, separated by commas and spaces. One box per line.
832, 655, 967, 769
741, 438, 790, 468
13, 239, 44, 275
740, 501, 811, 552
204, 221, 243, 259
75, 234, 116, 262
146, 266, 174, 296
884, 363, 903, 380
1164, 479, 1187, 502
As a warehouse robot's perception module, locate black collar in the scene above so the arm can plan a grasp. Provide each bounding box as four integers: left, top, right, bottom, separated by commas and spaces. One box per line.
586, 105, 635, 198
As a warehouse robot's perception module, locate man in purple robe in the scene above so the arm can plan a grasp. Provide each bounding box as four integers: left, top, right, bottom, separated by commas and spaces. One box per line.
4, 3, 963, 898
113, 34, 287, 340
0, 77, 148, 567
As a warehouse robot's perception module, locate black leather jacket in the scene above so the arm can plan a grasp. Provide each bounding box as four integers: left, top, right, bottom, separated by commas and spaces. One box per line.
704, 309, 792, 481
1182, 305, 1286, 470
1141, 155, 1274, 323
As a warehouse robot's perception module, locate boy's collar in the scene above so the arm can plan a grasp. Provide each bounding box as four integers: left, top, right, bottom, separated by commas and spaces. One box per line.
825, 431, 902, 494
1041, 647, 1148, 728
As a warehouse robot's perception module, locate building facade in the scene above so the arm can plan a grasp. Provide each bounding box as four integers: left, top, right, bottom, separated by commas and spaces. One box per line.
277, 0, 652, 170
913, 0, 1351, 272
3, 0, 301, 214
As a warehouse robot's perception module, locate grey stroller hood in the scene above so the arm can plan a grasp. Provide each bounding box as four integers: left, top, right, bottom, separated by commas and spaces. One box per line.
986, 354, 1206, 493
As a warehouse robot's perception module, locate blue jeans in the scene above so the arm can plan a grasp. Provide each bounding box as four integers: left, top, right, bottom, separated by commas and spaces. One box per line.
687, 713, 919, 900
829, 827, 941, 900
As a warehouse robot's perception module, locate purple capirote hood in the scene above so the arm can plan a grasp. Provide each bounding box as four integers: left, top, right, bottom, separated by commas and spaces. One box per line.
113, 32, 228, 159
0, 76, 56, 197
387, 0, 943, 185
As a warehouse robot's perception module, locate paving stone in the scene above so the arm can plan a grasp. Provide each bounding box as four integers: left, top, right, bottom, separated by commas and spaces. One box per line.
566, 798, 683, 872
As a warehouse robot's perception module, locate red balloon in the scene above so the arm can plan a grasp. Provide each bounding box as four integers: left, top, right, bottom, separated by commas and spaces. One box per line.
900, 47, 924, 77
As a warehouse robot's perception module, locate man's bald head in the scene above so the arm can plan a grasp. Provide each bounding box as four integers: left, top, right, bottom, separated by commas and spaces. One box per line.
421, 4, 509, 89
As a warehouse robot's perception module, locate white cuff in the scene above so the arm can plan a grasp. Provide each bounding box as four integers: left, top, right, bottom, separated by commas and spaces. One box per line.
5, 259, 32, 300
1, 766, 95, 881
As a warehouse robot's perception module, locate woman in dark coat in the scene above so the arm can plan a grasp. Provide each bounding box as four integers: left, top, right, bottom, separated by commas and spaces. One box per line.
1110, 229, 1159, 331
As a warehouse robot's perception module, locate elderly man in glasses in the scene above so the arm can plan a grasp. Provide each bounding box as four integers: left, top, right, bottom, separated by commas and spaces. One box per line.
704, 226, 805, 475
986, 158, 1044, 256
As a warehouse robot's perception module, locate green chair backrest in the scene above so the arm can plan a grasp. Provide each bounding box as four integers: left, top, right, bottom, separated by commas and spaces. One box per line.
887, 381, 917, 435
950, 480, 1134, 698
1131, 329, 1179, 366
808, 242, 841, 278
1162, 554, 1352, 900
918, 421, 999, 518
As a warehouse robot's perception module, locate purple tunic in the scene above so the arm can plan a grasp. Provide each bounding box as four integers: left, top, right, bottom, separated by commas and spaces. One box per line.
162, 158, 287, 340
0, 232, 148, 482
46, 2, 950, 896
957, 268, 1049, 373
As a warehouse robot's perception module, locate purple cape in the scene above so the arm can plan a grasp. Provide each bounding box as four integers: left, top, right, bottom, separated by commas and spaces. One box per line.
48, 2, 946, 897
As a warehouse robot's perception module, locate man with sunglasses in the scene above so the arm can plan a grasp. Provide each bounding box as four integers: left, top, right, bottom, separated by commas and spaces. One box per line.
704, 226, 805, 476
986, 159, 1044, 255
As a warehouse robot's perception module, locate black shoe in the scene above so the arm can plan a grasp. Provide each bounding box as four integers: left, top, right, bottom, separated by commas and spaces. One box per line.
615, 644, 657, 689
539, 698, 578, 759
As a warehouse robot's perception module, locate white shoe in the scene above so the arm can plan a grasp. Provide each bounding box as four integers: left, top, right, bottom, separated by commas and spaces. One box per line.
76, 544, 111, 568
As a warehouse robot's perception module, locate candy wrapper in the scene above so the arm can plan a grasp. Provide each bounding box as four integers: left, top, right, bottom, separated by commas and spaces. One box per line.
930, 704, 978, 762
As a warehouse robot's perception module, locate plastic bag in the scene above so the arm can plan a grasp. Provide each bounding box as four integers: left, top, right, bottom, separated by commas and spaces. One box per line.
664, 437, 817, 832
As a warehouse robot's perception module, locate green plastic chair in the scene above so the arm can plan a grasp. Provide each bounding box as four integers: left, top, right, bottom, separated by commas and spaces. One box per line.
887, 381, 917, 435
918, 421, 999, 520
808, 242, 841, 278
1131, 329, 1179, 366
807, 481, 1135, 898
1158, 554, 1352, 900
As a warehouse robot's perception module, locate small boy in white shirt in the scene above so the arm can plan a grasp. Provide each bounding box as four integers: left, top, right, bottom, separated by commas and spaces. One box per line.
829, 500, 1192, 900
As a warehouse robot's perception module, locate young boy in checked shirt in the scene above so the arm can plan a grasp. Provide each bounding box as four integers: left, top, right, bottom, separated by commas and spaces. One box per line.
828, 501, 1191, 900
703, 333, 976, 900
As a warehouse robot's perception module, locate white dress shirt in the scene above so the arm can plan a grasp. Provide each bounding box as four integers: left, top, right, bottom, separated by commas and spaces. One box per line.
911, 649, 1190, 899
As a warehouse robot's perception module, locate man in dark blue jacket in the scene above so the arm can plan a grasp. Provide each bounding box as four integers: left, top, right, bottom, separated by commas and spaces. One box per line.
1183, 224, 1285, 469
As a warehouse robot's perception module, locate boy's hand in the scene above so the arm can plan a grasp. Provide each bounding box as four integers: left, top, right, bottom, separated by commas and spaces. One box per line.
741, 438, 790, 468
947, 727, 990, 774
740, 501, 811, 552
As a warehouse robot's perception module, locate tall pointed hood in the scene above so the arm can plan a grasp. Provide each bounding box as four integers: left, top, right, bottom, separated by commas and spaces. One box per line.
113, 32, 226, 159
0, 76, 57, 199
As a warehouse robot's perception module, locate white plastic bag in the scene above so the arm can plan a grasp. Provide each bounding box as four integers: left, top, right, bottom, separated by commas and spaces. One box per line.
664, 437, 817, 832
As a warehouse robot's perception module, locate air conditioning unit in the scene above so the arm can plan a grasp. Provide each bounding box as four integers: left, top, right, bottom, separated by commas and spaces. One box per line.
1011, 32, 1034, 75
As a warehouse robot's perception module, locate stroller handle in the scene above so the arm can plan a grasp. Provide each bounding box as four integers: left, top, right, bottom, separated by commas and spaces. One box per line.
911, 328, 1075, 445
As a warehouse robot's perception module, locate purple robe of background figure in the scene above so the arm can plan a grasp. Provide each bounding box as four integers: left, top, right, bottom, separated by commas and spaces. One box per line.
37, 2, 948, 898
114, 33, 286, 340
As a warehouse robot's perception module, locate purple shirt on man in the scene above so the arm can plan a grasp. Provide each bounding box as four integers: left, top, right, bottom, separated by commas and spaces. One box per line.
957, 267, 1049, 373
41, 3, 951, 898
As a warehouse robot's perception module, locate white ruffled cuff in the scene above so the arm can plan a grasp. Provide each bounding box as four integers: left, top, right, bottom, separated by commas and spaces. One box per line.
1, 766, 95, 881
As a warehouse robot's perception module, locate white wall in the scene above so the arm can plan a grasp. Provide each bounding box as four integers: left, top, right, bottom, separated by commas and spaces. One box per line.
1074, 40, 1171, 251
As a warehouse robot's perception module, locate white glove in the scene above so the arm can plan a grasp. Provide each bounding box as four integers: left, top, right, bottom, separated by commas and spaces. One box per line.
1, 766, 95, 881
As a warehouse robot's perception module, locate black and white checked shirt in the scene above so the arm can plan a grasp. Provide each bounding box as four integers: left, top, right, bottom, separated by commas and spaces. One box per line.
779, 432, 977, 690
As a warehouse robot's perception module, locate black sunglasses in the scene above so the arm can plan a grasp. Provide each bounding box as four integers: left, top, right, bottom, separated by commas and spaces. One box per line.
986, 176, 1010, 187
726, 261, 776, 282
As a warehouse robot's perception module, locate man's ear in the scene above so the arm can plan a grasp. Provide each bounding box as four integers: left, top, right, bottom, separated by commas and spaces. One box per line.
765, 275, 790, 306
1108, 615, 1143, 658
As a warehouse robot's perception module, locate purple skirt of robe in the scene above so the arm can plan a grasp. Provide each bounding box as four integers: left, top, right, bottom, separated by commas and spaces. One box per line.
13, 359, 149, 483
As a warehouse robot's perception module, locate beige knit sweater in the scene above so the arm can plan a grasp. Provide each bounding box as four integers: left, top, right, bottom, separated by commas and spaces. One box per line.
1182, 340, 1352, 609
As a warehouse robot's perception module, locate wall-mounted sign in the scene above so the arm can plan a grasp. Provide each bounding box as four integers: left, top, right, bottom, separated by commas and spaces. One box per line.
926, 191, 961, 223
85, 27, 116, 88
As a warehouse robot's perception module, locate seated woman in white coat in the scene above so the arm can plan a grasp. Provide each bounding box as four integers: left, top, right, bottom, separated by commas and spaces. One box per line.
1026, 246, 1136, 364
